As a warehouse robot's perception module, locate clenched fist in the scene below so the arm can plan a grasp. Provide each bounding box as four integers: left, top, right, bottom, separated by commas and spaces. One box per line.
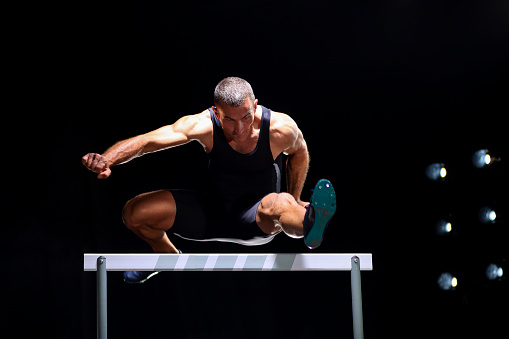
82, 153, 112, 179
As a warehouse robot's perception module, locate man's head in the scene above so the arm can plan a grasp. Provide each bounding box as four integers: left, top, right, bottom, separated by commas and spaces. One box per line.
213, 77, 258, 142
214, 77, 255, 108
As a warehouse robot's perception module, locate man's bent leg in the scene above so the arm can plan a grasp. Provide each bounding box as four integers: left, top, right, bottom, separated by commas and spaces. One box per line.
256, 180, 337, 249
122, 190, 179, 254
256, 193, 306, 238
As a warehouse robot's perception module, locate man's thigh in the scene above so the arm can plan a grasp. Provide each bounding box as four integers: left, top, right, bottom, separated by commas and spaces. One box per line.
123, 189, 176, 231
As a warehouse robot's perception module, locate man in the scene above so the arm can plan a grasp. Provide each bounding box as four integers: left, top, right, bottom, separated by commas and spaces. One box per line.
82, 77, 336, 283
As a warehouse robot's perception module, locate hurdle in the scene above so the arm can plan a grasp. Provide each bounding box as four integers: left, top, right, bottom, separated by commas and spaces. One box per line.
84, 253, 373, 339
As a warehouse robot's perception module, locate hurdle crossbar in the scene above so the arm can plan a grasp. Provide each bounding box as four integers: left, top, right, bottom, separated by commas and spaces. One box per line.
85, 253, 373, 339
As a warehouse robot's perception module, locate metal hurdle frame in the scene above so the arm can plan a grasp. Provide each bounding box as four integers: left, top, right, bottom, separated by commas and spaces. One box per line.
84, 253, 373, 339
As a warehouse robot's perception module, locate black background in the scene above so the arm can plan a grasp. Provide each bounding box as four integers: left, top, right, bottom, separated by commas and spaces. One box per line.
2, 1, 508, 338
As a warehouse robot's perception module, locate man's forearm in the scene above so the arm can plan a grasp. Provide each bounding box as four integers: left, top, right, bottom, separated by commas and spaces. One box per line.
286, 145, 309, 201
102, 135, 148, 167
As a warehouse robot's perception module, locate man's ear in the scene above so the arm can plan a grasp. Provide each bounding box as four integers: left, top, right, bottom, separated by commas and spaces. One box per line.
212, 105, 220, 118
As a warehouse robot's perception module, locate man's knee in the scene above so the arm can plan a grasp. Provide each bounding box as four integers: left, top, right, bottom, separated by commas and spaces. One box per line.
122, 196, 144, 230
260, 192, 296, 217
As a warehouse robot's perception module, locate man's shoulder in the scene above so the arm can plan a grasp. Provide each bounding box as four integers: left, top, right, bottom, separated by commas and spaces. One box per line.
267, 108, 306, 156
269, 110, 298, 135
192, 108, 213, 121
173, 109, 213, 139
182, 109, 213, 129
268, 109, 300, 154
175, 109, 213, 151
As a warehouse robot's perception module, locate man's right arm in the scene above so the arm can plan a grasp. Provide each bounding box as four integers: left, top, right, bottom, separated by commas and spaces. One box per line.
82, 111, 212, 179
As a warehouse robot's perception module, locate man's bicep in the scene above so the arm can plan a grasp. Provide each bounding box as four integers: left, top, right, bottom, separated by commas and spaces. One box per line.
143, 113, 208, 153
142, 124, 190, 153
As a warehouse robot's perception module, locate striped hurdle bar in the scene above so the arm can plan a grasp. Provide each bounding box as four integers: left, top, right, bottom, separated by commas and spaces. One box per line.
84, 253, 373, 339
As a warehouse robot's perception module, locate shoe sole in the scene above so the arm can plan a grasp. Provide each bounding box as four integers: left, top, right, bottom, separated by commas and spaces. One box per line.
304, 179, 336, 249
123, 271, 159, 284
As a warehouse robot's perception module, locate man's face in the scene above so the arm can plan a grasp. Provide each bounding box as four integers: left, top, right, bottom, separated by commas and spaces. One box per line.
213, 98, 257, 142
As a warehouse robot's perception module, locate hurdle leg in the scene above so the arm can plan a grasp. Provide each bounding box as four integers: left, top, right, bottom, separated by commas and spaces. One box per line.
351, 256, 364, 339
97, 256, 107, 339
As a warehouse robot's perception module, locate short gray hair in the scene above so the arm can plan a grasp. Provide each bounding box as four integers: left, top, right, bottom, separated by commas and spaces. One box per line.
214, 77, 255, 107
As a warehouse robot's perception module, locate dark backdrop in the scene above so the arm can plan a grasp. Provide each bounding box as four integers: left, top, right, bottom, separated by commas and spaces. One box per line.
3, 1, 507, 338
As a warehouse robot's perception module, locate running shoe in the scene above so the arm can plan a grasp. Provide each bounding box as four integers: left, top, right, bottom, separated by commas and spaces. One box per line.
123, 270, 160, 284
303, 179, 336, 249
123, 250, 182, 284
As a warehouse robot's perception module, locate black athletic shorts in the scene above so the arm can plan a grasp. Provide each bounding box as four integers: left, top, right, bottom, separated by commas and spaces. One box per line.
167, 189, 279, 246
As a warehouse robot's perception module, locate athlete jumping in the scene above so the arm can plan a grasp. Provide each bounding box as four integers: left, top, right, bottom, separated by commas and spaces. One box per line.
82, 77, 336, 283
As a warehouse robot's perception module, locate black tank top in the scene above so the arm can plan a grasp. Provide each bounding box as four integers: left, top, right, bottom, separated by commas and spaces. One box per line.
207, 105, 282, 211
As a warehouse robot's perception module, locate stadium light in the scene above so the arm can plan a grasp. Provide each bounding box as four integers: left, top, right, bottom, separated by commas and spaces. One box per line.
486, 264, 504, 280
426, 163, 447, 181
436, 219, 453, 235
438, 272, 458, 290
472, 149, 492, 168
479, 207, 497, 224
